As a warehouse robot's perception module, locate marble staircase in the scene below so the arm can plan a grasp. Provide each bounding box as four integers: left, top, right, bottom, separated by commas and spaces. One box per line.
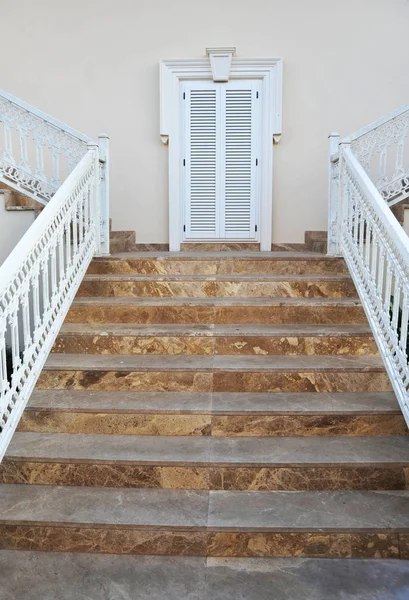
1, 251, 409, 574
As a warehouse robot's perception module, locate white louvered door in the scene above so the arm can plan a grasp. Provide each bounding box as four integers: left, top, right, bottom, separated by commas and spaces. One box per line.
182, 80, 261, 241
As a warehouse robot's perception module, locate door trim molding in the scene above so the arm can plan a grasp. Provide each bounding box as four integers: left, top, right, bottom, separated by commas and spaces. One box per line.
160, 56, 283, 251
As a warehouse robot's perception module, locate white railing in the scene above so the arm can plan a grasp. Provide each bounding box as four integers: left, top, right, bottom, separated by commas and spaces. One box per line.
0, 92, 110, 459
0, 89, 92, 204
345, 104, 409, 207
328, 110, 409, 427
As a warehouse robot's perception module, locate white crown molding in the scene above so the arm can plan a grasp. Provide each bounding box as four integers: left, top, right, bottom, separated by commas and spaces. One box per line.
159, 55, 283, 251
160, 57, 283, 144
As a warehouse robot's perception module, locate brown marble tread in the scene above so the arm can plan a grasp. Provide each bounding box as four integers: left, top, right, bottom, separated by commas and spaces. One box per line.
43, 354, 384, 372
53, 324, 377, 356
6, 433, 409, 467
71, 296, 361, 307
67, 296, 365, 325
81, 274, 353, 282
58, 323, 372, 337
0, 485, 408, 532
26, 390, 399, 415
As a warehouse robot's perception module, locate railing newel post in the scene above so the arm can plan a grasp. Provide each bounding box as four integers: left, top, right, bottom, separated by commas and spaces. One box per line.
87, 140, 101, 255
97, 134, 110, 256
327, 132, 341, 256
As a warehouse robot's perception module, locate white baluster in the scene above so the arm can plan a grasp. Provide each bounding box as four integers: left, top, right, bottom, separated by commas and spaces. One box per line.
21, 282, 31, 350
384, 257, 393, 317
31, 266, 41, 342
377, 247, 385, 298
364, 222, 371, 267
3, 122, 15, 164
18, 130, 31, 173
34, 139, 46, 182
41, 254, 50, 317
0, 318, 8, 405
50, 147, 61, 188
64, 221, 72, 271
370, 229, 378, 280
393, 135, 406, 180
50, 242, 57, 302
58, 231, 65, 289
399, 290, 409, 359
8, 307, 21, 390
78, 191, 84, 245
376, 142, 389, 187
391, 275, 402, 333
72, 204, 78, 255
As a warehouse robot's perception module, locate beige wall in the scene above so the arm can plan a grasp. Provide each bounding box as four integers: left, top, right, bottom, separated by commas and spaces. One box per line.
0, 203, 34, 264
1, 0, 409, 244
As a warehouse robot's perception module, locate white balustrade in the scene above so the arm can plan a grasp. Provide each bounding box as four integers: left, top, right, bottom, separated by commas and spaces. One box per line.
0, 89, 93, 203
0, 91, 110, 459
343, 104, 409, 207
328, 109, 409, 426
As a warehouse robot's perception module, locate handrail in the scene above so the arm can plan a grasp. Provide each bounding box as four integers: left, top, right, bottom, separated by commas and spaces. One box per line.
328, 114, 409, 426
0, 90, 110, 460
0, 88, 93, 144
342, 103, 409, 144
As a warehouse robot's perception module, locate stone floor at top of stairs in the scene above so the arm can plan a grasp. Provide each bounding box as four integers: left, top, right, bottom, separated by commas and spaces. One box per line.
26, 390, 399, 414
43, 353, 385, 372
0, 551, 408, 600
93, 251, 335, 259
6, 431, 409, 467
0, 484, 408, 531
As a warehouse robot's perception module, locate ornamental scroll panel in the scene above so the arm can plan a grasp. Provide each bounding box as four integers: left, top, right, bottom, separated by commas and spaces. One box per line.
350, 109, 409, 206
0, 93, 88, 204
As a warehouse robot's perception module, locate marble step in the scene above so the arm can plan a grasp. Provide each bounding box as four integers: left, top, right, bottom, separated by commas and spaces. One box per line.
1, 552, 408, 600
78, 274, 357, 299
3, 432, 409, 491
37, 354, 390, 393
20, 391, 406, 437
87, 252, 349, 276
0, 485, 407, 557
66, 297, 366, 324
52, 323, 377, 356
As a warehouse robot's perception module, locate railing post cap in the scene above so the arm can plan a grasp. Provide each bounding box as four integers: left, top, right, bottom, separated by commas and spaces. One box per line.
329, 132, 341, 138
98, 133, 110, 139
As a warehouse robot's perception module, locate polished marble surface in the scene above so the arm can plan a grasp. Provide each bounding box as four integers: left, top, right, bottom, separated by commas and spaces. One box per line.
207, 490, 409, 531
1, 552, 409, 600
43, 353, 385, 371
27, 390, 400, 414
0, 485, 208, 528
7, 433, 409, 466
53, 323, 377, 356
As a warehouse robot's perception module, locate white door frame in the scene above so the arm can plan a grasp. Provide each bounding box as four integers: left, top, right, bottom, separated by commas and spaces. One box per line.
160, 56, 283, 251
